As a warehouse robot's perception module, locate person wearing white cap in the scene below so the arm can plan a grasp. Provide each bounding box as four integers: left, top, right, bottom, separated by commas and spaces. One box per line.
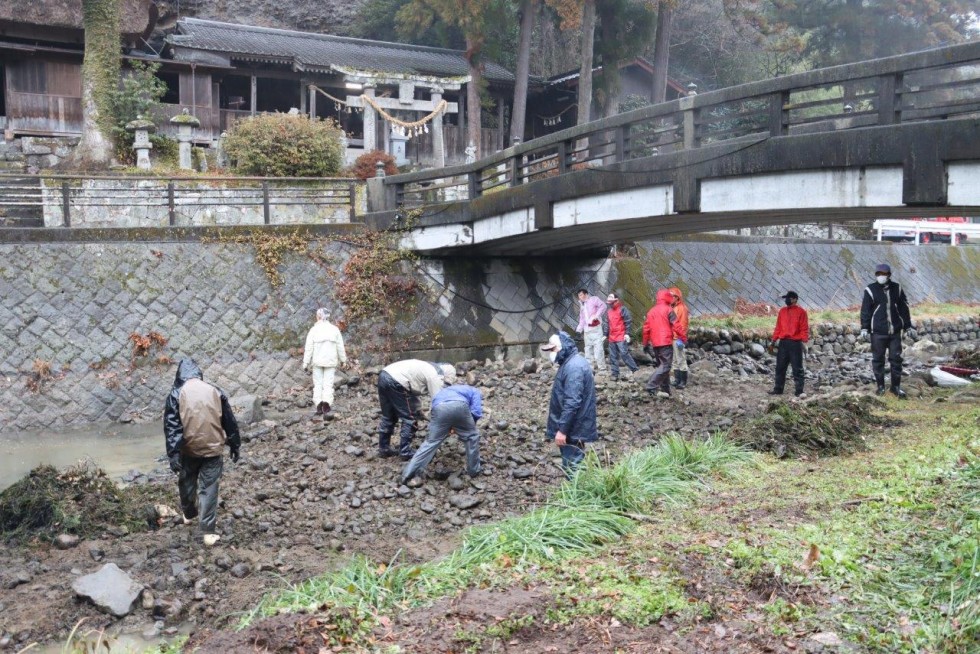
302, 307, 347, 416
603, 292, 639, 381
540, 331, 598, 476
860, 263, 914, 398
376, 359, 456, 460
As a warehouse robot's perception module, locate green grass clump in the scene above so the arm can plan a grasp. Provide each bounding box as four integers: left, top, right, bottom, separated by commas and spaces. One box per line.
454, 506, 634, 566
557, 434, 754, 513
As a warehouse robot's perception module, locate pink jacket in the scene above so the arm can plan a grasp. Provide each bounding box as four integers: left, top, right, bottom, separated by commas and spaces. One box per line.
576, 295, 607, 332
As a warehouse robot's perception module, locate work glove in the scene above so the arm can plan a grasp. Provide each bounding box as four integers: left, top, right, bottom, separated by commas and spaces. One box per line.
624, 335, 630, 344
907, 328, 918, 340
168, 453, 182, 474
643, 344, 653, 356
230, 448, 240, 463
860, 329, 869, 341
674, 339, 684, 348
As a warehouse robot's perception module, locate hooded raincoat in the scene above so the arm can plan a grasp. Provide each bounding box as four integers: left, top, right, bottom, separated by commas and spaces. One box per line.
545, 332, 598, 445
164, 359, 240, 459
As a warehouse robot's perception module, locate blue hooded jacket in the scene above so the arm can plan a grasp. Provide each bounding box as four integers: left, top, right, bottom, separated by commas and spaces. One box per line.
546, 332, 598, 443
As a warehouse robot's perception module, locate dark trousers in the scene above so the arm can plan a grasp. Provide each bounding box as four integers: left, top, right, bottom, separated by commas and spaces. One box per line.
871, 333, 903, 387
773, 339, 805, 394
377, 370, 421, 455
178, 455, 223, 535
644, 345, 674, 392
608, 340, 639, 378
559, 439, 587, 478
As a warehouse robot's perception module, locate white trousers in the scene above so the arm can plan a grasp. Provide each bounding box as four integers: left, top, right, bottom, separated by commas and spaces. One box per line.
312, 366, 336, 405
583, 329, 606, 371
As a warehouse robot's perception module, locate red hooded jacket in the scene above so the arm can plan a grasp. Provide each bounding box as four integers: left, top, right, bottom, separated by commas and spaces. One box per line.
643, 289, 683, 347
668, 287, 689, 345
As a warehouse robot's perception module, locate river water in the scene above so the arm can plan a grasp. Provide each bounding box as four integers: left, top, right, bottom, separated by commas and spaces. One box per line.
0, 421, 163, 491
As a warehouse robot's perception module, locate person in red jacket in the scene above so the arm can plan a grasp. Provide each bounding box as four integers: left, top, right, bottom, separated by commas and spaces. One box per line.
642, 289, 684, 397
769, 290, 809, 397
668, 287, 690, 389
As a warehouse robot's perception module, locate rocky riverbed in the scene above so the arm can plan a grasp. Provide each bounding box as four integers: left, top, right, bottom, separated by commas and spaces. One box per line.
0, 340, 975, 651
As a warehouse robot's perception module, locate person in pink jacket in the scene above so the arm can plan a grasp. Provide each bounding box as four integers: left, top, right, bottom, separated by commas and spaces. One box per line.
575, 288, 607, 375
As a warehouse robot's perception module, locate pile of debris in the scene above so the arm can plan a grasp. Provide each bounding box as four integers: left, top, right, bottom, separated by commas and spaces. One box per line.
0, 462, 169, 544
729, 396, 895, 459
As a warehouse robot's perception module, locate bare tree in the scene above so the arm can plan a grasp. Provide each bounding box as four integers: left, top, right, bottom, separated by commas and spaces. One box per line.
650, 0, 674, 103
576, 0, 597, 126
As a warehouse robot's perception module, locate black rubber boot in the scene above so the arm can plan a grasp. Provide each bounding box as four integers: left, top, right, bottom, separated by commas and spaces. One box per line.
677, 371, 688, 389
671, 371, 681, 388
890, 385, 907, 399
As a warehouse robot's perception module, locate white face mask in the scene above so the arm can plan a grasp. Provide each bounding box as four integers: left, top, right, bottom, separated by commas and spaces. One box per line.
549, 351, 558, 363
876, 275, 889, 285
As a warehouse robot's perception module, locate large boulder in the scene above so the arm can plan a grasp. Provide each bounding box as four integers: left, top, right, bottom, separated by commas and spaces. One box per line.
230, 394, 264, 424
72, 563, 143, 617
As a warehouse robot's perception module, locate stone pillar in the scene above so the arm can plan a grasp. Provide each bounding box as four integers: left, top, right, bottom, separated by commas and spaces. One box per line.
125, 116, 156, 171
170, 109, 201, 171
363, 85, 377, 153
431, 88, 445, 169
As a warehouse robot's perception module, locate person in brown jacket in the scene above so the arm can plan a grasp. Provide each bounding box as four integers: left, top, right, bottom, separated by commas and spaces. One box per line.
163, 358, 240, 546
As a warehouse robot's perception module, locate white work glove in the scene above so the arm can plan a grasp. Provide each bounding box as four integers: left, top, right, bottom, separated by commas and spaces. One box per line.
624, 335, 631, 344
907, 328, 918, 340
860, 329, 869, 341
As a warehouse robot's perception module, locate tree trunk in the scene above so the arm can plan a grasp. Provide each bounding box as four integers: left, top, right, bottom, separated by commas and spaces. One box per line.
465, 35, 483, 159
577, 0, 596, 126
650, 0, 674, 104
509, 0, 535, 146
575, 0, 597, 162
72, 0, 120, 168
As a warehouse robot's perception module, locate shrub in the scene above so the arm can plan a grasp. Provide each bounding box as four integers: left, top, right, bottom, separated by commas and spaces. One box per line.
223, 114, 345, 177
349, 149, 398, 180
110, 60, 168, 163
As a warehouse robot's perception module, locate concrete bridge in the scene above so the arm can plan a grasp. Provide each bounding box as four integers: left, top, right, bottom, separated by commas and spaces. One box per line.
365, 41, 980, 255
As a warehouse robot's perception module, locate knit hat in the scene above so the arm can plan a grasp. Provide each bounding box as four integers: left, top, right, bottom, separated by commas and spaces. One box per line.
874, 263, 891, 274
606, 293, 618, 302
439, 364, 457, 385
316, 307, 330, 321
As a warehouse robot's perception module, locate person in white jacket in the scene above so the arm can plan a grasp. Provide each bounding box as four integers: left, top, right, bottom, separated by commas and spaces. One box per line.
302, 307, 347, 415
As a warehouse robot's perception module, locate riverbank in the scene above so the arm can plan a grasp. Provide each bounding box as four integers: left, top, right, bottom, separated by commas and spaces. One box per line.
1, 336, 977, 651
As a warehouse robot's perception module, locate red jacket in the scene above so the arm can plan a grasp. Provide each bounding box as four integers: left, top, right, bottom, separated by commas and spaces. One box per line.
772, 305, 809, 342
643, 289, 682, 347
606, 302, 628, 341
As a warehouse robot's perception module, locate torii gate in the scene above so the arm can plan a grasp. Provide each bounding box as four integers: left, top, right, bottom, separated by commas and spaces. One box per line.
339, 69, 465, 169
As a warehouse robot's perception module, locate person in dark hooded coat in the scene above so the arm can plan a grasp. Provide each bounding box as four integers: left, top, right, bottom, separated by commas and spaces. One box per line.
163, 358, 240, 546
540, 332, 598, 476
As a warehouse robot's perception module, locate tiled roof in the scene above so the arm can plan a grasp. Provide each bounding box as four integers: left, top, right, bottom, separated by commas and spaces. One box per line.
167, 18, 514, 83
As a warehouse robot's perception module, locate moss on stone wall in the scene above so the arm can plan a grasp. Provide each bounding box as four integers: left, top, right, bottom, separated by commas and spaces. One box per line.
82, 0, 121, 141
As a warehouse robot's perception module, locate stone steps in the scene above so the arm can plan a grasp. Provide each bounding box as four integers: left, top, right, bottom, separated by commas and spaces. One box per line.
0, 170, 43, 227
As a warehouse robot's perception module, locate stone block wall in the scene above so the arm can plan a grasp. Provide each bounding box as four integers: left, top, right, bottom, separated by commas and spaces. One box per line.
41, 179, 365, 228
0, 234, 977, 432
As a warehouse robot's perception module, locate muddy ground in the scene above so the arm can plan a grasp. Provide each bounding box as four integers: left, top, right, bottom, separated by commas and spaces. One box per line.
0, 345, 952, 651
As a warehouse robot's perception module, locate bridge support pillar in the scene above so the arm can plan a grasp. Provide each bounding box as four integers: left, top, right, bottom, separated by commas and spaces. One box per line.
903, 137, 947, 205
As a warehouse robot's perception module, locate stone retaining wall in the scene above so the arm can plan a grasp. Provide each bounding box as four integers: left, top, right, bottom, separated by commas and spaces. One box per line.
40, 179, 366, 228
0, 234, 977, 432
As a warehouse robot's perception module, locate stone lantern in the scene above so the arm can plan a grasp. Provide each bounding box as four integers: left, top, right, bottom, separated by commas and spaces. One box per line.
169, 108, 201, 171
125, 115, 156, 170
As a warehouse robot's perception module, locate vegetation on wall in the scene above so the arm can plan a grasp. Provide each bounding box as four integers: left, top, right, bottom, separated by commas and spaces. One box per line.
223, 114, 346, 177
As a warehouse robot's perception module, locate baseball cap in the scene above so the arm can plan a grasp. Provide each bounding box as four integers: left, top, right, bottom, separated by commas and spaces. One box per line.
781, 291, 799, 300
540, 334, 562, 352
874, 263, 891, 274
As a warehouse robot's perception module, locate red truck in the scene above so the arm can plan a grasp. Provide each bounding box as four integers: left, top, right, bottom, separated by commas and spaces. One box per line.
880, 217, 971, 244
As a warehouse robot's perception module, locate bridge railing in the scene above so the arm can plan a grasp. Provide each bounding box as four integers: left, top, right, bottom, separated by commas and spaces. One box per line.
386, 40, 980, 209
